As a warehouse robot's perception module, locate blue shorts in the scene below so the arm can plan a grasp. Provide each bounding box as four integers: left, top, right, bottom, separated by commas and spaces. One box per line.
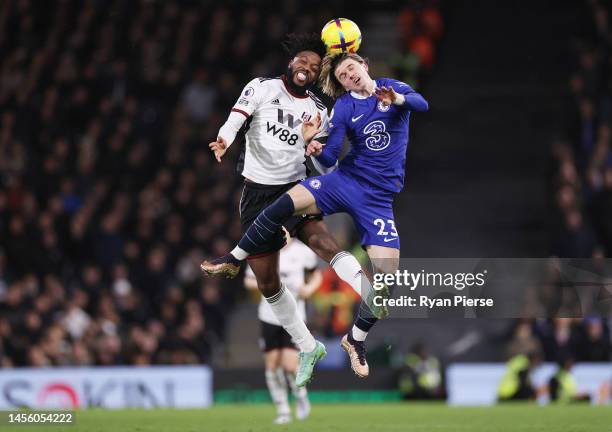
301, 170, 400, 249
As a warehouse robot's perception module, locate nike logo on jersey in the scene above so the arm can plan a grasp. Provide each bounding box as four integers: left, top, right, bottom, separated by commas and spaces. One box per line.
351, 114, 364, 122
383, 237, 397, 242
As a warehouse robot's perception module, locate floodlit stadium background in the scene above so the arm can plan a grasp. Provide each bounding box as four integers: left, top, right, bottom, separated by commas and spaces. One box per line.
0, 0, 611, 417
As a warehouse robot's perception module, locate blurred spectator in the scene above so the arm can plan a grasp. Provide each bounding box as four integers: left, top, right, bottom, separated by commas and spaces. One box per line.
574, 317, 610, 362
497, 352, 542, 402
505, 320, 543, 359
398, 342, 444, 400
537, 318, 580, 362
551, 0, 612, 257
181, 69, 216, 124
533, 318, 611, 363
548, 354, 590, 403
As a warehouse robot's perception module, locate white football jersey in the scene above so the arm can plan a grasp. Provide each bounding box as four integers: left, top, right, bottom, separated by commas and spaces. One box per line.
230, 77, 329, 185
245, 239, 318, 326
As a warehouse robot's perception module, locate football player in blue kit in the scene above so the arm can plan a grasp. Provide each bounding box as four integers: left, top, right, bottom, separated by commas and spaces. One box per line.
202, 52, 428, 381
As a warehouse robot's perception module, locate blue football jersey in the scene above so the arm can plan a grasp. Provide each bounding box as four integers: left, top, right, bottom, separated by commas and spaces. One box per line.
315, 78, 428, 193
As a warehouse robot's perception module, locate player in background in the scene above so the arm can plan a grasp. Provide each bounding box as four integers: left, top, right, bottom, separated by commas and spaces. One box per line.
201, 35, 379, 386
244, 233, 322, 424
202, 52, 428, 378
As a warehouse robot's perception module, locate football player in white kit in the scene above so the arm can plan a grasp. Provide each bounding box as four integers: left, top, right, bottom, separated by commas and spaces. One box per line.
244, 234, 322, 424
202, 34, 380, 386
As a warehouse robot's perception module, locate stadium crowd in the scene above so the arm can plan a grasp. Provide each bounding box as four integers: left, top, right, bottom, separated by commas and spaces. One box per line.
0, 0, 361, 367
506, 318, 610, 363
516, 0, 612, 367
550, 0, 612, 258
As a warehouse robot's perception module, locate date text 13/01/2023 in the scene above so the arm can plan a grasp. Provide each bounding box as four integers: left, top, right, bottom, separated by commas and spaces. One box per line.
373, 295, 494, 309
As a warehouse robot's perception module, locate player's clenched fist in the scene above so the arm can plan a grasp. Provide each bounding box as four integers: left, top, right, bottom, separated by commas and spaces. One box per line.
209, 136, 228, 163
305, 140, 325, 157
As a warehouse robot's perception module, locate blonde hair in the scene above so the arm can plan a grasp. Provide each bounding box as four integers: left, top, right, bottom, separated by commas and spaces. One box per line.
319, 52, 367, 98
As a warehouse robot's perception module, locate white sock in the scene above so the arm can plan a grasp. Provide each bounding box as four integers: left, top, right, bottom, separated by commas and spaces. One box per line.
230, 246, 249, 260
266, 285, 316, 352
265, 368, 290, 415
351, 325, 368, 342
331, 251, 371, 297
286, 371, 308, 400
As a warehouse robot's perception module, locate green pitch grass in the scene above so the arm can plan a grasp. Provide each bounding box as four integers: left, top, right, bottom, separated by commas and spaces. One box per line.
5, 403, 612, 432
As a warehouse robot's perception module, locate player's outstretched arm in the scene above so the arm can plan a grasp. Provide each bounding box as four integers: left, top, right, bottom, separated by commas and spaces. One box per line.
401, 90, 429, 112
212, 77, 264, 161
214, 108, 250, 162
378, 81, 429, 112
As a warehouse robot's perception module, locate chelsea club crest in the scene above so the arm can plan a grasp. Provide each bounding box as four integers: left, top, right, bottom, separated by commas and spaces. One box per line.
309, 179, 321, 189
377, 101, 390, 112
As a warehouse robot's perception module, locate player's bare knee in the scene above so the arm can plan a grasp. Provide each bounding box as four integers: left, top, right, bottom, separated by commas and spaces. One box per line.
258, 279, 281, 298
265, 351, 281, 370
372, 260, 399, 275
282, 358, 297, 374
307, 232, 339, 262
369, 255, 399, 275
367, 246, 400, 275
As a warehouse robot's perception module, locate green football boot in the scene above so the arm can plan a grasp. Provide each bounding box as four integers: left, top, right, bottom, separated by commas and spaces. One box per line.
295, 341, 327, 387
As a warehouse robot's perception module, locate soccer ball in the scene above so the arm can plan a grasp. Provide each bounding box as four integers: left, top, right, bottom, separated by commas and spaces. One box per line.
321, 18, 362, 55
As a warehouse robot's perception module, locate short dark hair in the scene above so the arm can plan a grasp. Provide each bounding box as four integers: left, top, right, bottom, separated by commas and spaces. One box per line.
281, 33, 326, 60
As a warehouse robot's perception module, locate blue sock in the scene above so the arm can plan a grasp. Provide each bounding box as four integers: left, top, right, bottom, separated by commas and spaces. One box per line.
237, 194, 295, 254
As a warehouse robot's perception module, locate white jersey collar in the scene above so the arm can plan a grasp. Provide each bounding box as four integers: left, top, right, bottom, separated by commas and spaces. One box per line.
350, 79, 377, 99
